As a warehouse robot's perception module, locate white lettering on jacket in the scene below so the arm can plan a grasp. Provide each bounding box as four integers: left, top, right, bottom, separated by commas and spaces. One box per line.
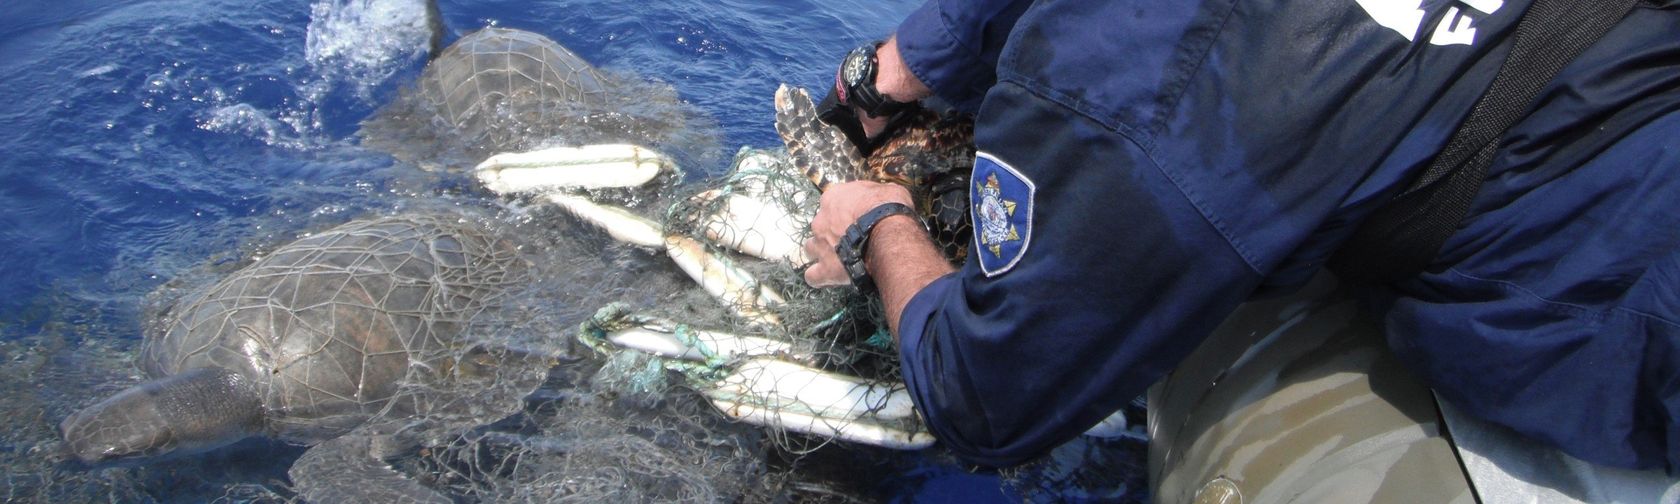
1355, 0, 1505, 46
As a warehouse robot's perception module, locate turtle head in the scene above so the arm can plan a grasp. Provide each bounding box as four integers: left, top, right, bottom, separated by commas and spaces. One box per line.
60, 367, 265, 465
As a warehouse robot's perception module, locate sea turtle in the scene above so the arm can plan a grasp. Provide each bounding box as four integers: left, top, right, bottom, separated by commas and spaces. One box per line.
59, 213, 555, 503
417, 27, 611, 154
357, 26, 612, 170
772, 84, 976, 262
58, 21, 747, 501
361, 26, 705, 173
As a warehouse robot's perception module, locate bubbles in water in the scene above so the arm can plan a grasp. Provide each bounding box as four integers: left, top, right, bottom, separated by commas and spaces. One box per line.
304, 0, 441, 100
201, 103, 318, 150
189, 0, 443, 150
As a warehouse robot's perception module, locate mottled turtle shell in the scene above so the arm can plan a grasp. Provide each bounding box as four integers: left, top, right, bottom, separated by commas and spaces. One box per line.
138, 214, 539, 443
418, 27, 612, 155
773, 85, 975, 262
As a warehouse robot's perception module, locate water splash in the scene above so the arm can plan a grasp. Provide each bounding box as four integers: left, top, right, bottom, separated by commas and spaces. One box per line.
195, 0, 441, 150
201, 103, 319, 151
304, 0, 441, 100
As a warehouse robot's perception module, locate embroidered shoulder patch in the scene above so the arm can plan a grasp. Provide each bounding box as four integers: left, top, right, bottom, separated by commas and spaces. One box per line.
970, 152, 1035, 277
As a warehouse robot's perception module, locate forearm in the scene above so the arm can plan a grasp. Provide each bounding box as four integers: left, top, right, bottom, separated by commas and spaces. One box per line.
800, 181, 953, 340
864, 215, 954, 339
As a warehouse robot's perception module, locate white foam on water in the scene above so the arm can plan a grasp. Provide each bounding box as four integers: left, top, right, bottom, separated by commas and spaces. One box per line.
200, 103, 319, 151
78, 64, 120, 78
195, 0, 440, 150
304, 0, 439, 99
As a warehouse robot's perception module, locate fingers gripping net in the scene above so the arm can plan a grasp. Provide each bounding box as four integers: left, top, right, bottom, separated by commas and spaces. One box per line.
659, 148, 901, 374
567, 148, 923, 454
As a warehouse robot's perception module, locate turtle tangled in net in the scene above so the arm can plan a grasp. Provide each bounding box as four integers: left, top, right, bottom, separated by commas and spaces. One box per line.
772, 85, 976, 264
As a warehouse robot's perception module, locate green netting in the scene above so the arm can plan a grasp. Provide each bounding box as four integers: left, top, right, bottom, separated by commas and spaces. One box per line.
621, 146, 901, 377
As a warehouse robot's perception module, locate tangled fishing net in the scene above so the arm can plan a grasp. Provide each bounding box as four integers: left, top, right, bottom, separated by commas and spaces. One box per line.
0, 164, 1146, 504
0, 202, 805, 502
359, 27, 719, 174
125, 213, 545, 448
4, 22, 1147, 500
1, 136, 1143, 504
574, 146, 913, 447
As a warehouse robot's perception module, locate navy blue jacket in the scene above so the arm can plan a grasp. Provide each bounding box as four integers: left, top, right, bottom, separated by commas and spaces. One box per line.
892, 0, 1680, 469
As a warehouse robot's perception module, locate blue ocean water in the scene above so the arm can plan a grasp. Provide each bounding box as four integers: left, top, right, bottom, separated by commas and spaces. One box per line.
0, 0, 1146, 501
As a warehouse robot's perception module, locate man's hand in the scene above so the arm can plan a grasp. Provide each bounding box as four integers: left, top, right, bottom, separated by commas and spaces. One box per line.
803, 181, 916, 287
804, 181, 955, 338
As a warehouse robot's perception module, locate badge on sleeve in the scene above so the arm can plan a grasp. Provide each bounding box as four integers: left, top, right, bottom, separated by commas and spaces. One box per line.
970, 152, 1035, 277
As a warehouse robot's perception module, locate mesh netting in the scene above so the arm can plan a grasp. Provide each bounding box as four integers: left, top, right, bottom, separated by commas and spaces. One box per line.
545, 143, 935, 458
405, 363, 768, 502
420, 27, 611, 135
552, 86, 985, 458
771, 84, 975, 261
360, 27, 719, 174
18, 202, 853, 502
131, 213, 548, 445
390, 200, 902, 502
1, 287, 305, 502
16, 24, 1144, 502
1, 160, 1148, 502
658, 147, 899, 378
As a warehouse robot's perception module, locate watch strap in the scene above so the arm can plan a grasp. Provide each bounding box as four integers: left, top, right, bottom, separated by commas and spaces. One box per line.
837, 202, 919, 293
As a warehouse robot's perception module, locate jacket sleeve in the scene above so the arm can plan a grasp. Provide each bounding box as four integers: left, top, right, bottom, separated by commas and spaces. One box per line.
893, 0, 1032, 114
894, 83, 1264, 466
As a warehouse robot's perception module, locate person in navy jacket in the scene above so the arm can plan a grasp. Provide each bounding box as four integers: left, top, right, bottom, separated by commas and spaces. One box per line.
800, 0, 1680, 471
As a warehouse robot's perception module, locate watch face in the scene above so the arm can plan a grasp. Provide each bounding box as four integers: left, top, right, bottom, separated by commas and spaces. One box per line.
842, 47, 871, 88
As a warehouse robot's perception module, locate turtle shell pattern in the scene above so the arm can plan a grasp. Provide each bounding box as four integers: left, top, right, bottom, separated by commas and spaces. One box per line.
138, 214, 535, 443
418, 27, 612, 154
773, 85, 975, 262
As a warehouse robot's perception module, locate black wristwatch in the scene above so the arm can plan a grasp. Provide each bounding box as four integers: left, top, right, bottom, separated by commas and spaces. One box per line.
836, 202, 921, 293
834, 43, 913, 119
817, 42, 920, 156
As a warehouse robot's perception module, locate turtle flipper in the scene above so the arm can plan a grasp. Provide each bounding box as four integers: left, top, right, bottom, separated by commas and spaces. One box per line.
773, 84, 865, 191
290, 429, 450, 504
60, 367, 264, 465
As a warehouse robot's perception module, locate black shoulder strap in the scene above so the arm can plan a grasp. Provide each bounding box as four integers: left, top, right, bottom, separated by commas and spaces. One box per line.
1328, 0, 1638, 284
